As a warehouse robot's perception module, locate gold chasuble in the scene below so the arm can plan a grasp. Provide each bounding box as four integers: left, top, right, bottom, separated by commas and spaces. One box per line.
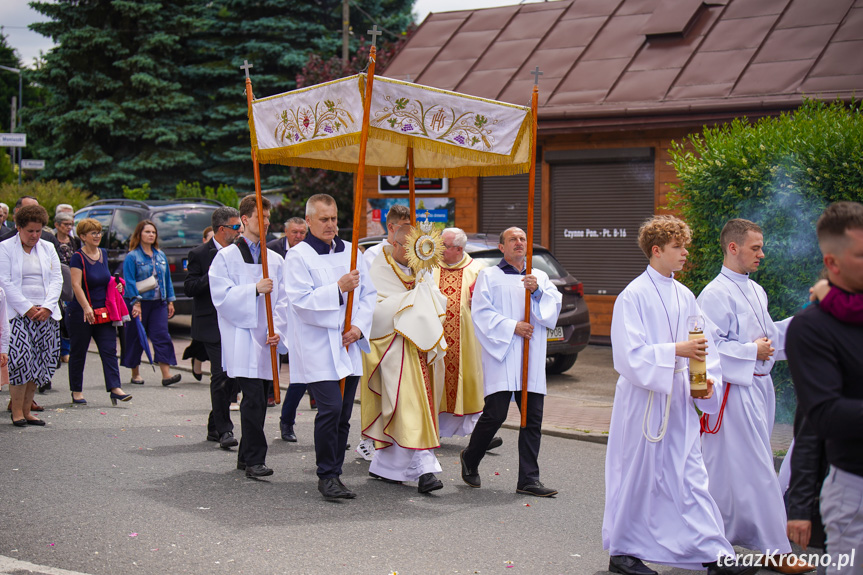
361, 247, 448, 450
433, 254, 486, 417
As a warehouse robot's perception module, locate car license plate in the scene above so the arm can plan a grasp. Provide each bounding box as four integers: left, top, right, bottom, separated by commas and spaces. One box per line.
182, 258, 188, 271
546, 326, 564, 341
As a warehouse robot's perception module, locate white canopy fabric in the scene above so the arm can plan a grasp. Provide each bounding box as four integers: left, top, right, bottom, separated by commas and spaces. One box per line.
249, 74, 533, 178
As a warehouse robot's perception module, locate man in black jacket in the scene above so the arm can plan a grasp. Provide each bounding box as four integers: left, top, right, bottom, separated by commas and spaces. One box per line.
787, 201, 863, 575
184, 206, 242, 449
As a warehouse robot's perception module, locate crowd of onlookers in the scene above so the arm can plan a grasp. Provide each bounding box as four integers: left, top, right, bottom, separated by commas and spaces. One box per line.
0, 195, 183, 423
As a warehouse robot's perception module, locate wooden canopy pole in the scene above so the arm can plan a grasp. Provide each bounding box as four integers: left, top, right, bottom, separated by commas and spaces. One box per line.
242, 60, 280, 405
408, 147, 417, 225
342, 27, 381, 396
521, 68, 540, 428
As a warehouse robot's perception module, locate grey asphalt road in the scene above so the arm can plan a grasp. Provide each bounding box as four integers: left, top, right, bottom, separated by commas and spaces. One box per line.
0, 353, 779, 575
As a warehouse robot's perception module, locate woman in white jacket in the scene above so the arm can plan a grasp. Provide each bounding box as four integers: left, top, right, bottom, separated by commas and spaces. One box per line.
0, 204, 62, 426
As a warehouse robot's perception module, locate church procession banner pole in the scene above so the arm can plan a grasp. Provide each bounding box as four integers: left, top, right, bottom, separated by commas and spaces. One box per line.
408, 147, 417, 225
342, 26, 382, 396
242, 59, 281, 405
521, 67, 541, 428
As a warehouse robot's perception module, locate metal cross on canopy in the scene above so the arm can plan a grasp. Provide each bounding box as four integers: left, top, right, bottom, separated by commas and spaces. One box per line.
367, 25, 382, 47
531, 66, 543, 85
240, 60, 253, 79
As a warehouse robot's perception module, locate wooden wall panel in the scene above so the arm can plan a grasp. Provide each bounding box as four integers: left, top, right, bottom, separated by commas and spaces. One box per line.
360, 175, 479, 237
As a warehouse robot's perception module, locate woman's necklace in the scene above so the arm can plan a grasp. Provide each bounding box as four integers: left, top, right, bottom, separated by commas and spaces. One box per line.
82, 247, 102, 263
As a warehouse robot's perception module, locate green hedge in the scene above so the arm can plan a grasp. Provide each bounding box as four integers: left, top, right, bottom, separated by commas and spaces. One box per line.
668, 99, 863, 422
0, 180, 96, 226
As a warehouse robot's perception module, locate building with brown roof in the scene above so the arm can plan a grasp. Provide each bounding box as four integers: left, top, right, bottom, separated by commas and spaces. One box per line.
360, 0, 863, 340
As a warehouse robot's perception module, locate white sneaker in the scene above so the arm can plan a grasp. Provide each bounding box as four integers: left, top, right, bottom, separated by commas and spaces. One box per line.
229, 402, 239, 411
356, 438, 375, 461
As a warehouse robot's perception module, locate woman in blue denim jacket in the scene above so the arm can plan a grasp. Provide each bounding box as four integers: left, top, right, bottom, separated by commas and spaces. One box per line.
121, 220, 181, 387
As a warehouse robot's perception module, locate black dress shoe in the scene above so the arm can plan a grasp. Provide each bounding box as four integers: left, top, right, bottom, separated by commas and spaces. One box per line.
11, 417, 27, 427
705, 561, 760, 575
206, 431, 219, 442
486, 436, 503, 450
460, 449, 480, 488
369, 471, 402, 485
162, 374, 181, 387
609, 555, 658, 575
219, 431, 238, 449
25, 418, 46, 426
280, 424, 297, 442
417, 473, 443, 494
336, 477, 357, 499
516, 481, 558, 497
245, 464, 273, 478
318, 477, 352, 499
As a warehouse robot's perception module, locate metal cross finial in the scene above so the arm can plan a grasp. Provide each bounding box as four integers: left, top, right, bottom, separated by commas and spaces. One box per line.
405, 74, 412, 82
240, 60, 253, 79
531, 66, 543, 86
367, 25, 382, 48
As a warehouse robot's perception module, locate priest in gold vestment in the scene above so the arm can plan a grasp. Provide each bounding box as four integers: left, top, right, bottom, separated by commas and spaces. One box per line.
433, 228, 488, 439
361, 224, 449, 493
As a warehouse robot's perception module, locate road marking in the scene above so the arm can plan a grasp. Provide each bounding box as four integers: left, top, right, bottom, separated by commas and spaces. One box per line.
0, 555, 93, 575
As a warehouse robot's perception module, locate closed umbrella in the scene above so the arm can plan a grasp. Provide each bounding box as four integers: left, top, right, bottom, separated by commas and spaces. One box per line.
132, 315, 156, 372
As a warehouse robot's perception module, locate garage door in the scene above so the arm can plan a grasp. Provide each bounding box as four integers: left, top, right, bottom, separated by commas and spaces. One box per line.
478, 167, 542, 239
550, 150, 654, 296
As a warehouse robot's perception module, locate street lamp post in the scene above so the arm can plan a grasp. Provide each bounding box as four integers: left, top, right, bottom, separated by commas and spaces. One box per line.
0, 64, 23, 187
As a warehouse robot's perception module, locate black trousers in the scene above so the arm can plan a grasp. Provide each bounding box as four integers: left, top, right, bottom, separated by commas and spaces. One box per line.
204, 341, 236, 437
463, 391, 544, 486
67, 306, 121, 393
310, 376, 359, 479
236, 377, 269, 467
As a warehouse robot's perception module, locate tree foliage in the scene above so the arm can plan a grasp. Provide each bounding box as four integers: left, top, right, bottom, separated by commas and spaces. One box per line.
0, 179, 96, 223
24, 0, 416, 201
669, 99, 863, 419
281, 25, 416, 234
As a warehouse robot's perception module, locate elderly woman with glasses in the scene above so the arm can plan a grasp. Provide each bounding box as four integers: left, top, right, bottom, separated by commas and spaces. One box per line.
53, 212, 81, 364
0, 205, 63, 426
122, 220, 180, 387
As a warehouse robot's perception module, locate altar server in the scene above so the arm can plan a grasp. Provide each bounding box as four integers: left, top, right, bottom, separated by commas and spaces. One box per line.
604, 215, 757, 575
698, 219, 814, 574
459, 227, 561, 497
209, 195, 287, 479
283, 193, 376, 500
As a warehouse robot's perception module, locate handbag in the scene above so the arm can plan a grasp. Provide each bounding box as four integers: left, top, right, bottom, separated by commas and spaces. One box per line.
136, 275, 157, 293
80, 251, 111, 325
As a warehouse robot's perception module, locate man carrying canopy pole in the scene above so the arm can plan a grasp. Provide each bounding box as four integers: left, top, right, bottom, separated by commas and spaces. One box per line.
459, 227, 561, 498
209, 195, 288, 479
283, 194, 376, 500
241, 59, 282, 406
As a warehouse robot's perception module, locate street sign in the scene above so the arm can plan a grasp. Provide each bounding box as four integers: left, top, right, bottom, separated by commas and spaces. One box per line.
0, 133, 26, 147
21, 159, 45, 170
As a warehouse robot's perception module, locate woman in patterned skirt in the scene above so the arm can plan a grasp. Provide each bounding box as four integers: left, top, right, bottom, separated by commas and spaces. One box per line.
0, 205, 63, 426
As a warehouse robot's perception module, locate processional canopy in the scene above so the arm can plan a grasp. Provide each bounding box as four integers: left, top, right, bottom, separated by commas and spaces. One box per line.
247, 75, 533, 178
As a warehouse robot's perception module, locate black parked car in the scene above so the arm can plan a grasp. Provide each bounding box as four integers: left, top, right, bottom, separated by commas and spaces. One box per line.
74, 198, 224, 315
358, 233, 591, 374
